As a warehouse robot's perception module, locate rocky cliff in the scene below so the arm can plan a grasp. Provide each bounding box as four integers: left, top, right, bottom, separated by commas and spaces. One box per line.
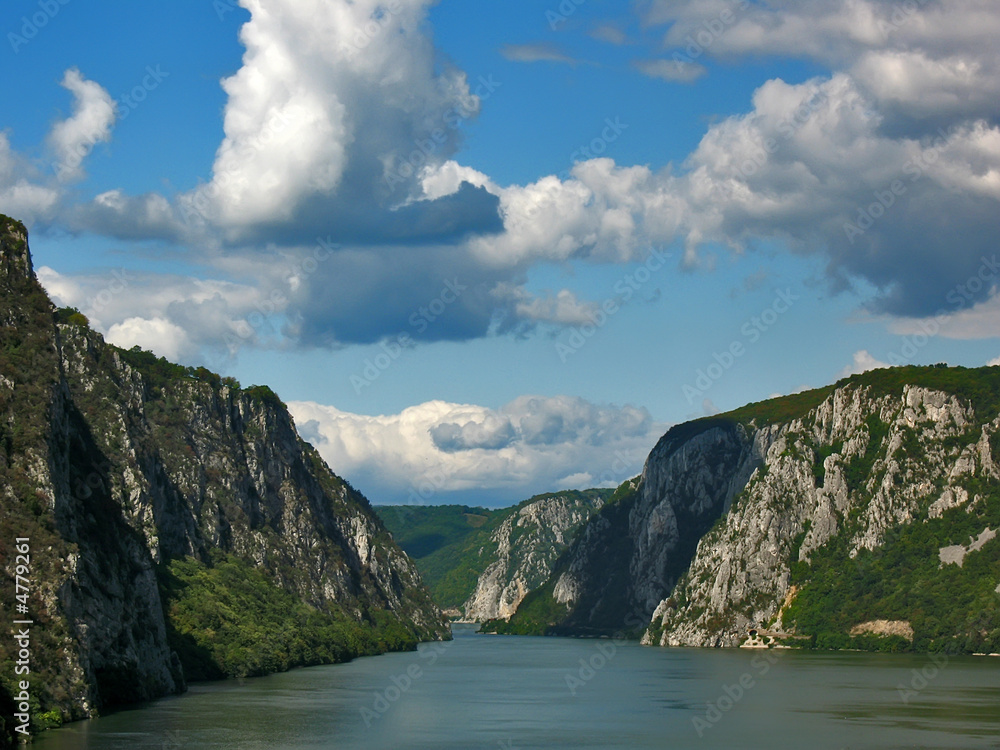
498, 421, 760, 635
644, 376, 1000, 650
0, 216, 448, 736
501, 371, 1000, 651
462, 490, 607, 621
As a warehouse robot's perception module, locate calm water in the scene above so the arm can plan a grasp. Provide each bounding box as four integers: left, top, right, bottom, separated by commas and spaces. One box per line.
36, 625, 1000, 749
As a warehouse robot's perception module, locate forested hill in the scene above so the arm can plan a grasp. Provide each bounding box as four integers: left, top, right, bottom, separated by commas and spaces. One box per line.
0, 215, 448, 742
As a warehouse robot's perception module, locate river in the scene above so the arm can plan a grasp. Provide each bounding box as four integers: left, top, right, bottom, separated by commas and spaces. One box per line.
35, 625, 1000, 749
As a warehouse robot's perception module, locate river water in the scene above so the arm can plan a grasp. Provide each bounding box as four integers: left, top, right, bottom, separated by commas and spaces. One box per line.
35, 625, 1000, 749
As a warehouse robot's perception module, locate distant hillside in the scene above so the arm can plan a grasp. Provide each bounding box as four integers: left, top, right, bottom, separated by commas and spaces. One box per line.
376, 489, 610, 617
375, 505, 504, 609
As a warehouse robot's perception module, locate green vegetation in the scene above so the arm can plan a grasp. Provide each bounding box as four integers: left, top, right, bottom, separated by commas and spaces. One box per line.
376, 505, 505, 608
377, 490, 610, 611
487, 481, 643, 637
54, 306, 90, 328
159, 552, 418, 680
486, 577, 568, 635
720, 385, 838, 428
114, 345, 248, 399
785, 490, 1000, 653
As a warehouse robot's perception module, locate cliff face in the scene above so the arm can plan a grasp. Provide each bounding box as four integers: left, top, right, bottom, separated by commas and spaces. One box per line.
462, 490, 606, 621
0, 216, 447, 728
501, 371, 1000, 650
644, 379, 1000, 649
501, 421, 759, 635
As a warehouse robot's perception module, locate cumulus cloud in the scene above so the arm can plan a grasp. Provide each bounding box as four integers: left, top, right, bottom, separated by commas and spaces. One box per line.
0, 69, 115, 225
36, 264, 276, 364
47, 68, 116, 183
643, 0, 1000, 132
12, 0, 1000, 357
0, 134, 60, 225
838, 349, 890, 378
289, 396, 662, 505
105, 317, 195, 362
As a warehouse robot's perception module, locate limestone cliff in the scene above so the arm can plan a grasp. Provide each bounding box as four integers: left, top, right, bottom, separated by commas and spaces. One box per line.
462, 490, 606, 621
644, 377, 1000, 649
0, 216, 448, 735
501, 370, 1000, 651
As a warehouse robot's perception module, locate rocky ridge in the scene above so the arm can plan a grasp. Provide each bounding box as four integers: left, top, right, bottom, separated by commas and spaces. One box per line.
462, 490, 606, 621
0, 216, 447, 732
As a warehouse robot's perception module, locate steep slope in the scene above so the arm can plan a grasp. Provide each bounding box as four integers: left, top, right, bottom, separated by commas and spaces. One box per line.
645, 371, 1000, 651
497, 422, 761, 636
375, 504, 503, 609
376, 490, 608, 619
500, 370, 1000, 652
0, 216, 448, 738
461, 489, 609, 621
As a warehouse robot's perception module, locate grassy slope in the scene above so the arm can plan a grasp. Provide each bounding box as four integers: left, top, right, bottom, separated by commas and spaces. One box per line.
376, 505, 507, 609
377, 490, 611, 611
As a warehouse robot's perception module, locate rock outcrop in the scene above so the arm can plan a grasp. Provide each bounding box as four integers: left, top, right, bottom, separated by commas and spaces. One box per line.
0, 216, 448, 731
462, 490, 606, 621
500, 367, 1000, 651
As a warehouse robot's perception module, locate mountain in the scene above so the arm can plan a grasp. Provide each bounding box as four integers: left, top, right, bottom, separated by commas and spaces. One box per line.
375, 504, 504, 610
376, 489, 609, 619
0, 216, 448, 741
500, 369, 1000, 653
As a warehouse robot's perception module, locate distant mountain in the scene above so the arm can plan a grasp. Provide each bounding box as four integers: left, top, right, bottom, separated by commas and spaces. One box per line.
377, 489, 609, 619
499, 367, 1000, 653
0, 216, 448, 742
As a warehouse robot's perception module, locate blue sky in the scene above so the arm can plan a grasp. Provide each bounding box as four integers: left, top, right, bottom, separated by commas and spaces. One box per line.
2, 0, 999, 505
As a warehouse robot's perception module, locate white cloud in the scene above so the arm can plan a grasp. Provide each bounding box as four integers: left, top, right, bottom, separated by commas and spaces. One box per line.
12, 0, 1000, 357
0, 134, 59, 225
632, 58, 707, 83
493, 284, 600, 326
590, 24, 628, 45
289, 396, 663, 504
500, 43, 582, 66
838, 349, 890, 378
106, 317, 195, 362
190, 0, 480, 234
47, 68, 116, 183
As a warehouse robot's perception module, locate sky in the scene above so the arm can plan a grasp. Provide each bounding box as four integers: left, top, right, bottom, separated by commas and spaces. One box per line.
2, 0, 999, 506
